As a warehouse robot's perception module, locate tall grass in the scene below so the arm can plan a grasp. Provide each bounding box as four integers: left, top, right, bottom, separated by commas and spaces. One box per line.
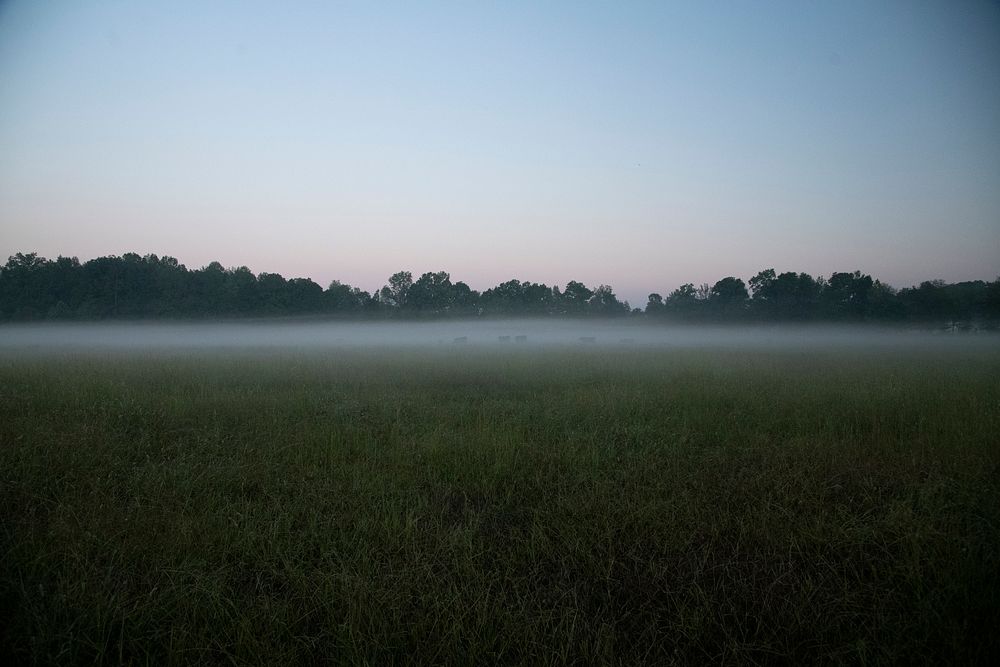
1, 346, 998, 664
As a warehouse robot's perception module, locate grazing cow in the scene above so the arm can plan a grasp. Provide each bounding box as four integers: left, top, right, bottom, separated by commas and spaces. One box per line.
453, 336, 468, 344
579, 336, 596, 344
498, 335, 511, 343
515, 335, 528, 344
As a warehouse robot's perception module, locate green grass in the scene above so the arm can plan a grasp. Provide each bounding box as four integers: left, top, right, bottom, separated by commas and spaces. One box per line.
1, 345, 999, 664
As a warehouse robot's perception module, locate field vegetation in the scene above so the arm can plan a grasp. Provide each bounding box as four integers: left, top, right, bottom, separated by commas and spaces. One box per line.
1, 343, 998, 663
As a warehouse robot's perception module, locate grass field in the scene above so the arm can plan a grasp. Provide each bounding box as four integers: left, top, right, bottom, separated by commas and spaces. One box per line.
1, 343, 999, 664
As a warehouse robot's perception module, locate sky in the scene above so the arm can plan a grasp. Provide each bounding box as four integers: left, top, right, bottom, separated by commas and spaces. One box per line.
1, 0, 998, 306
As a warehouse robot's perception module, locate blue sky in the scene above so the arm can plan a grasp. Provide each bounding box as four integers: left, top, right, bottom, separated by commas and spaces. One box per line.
1, 0, 998, 304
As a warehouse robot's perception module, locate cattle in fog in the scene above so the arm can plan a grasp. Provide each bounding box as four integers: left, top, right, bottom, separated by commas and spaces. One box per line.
1, 321, 994, 352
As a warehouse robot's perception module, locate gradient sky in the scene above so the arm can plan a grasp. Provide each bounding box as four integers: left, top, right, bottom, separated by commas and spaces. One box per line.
1, 0, 998, 305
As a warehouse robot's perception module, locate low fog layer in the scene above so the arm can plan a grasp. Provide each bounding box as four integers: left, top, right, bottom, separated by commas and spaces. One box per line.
0, 320, 995, 353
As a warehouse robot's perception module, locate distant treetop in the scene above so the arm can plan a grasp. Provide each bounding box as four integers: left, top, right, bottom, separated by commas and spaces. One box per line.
1, 252, 997, 327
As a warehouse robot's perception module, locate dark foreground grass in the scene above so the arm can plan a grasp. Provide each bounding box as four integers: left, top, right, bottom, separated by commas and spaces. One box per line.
1, 345, 999, 664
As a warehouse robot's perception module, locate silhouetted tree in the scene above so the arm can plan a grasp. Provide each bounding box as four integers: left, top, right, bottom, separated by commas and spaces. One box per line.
749, 269, 821, 320
379, 271, 412, 310
822, 271, 874, 319
559, 281, 593, 315
664, 283, 700, 319
2, 251, 998, 326
588, 285, 629, 316
986, 279, 1000, 320
708, 277, 748, 318
480, 279, 555, 316
449, 281, 479, 316
326, 280, 372, 313
646, 293, 665, 316
407, 271, 461, 315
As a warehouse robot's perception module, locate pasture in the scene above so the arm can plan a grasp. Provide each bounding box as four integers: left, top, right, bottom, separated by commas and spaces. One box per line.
1, 338, 998, 663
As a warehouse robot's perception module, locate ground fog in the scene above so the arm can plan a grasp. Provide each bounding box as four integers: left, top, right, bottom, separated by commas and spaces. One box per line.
0, 319, 994, 353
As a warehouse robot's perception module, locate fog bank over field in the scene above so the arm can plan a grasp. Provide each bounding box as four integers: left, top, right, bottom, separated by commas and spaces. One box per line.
0, 321, 996, 353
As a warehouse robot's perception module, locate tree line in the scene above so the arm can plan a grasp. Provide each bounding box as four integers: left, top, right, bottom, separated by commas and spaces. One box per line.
1, 252, 998, 326
644, 270, 999, 326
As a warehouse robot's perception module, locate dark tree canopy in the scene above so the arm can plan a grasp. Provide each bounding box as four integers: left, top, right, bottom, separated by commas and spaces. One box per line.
1, 252, 998, 326
709, 277, 749, 313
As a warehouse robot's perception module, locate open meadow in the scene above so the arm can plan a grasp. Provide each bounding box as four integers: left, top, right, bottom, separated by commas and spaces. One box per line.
1, 329, 999, 664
